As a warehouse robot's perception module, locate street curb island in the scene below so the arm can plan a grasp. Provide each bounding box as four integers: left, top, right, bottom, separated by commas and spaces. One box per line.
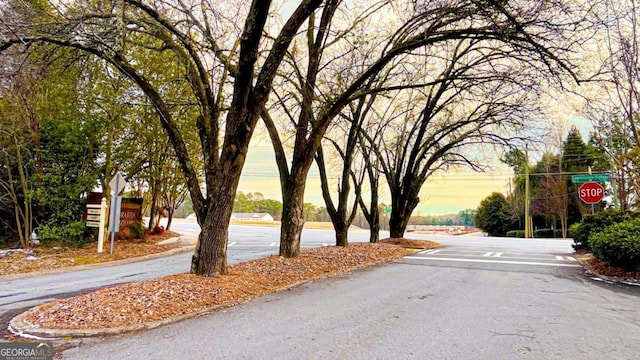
8, 245, 424, 339
8, 278, 310, 339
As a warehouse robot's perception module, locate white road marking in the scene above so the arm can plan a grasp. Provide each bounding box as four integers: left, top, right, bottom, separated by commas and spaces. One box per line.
269, 242, 276, 246
565, 256, 577, 261
419, 249, 442, 255
228, 242, 237, 247
322, 243, 329, 247
482, 252, 494, 257
404, 256, 582, 267
555, 256, 564, 260
493, 252, 503, 257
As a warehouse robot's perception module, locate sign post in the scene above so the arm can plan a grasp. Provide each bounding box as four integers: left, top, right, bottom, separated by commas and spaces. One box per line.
108, 171, 126, 254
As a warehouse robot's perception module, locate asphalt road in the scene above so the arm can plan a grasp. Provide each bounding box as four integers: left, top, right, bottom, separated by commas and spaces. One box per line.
60, 232, 640, 360
4, 223, 640, 359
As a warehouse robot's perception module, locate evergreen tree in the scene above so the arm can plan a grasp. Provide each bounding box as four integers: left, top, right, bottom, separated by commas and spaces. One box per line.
475, 192, 513, 236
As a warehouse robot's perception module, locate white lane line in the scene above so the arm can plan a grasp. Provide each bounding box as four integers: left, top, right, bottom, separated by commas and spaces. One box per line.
322, 243, 329, 247
565, 256, 577, 261
555, 256, 564, 260
404, 256, 582, 268
429, 249, 442, 254
269, 242, 276, 247
482, 252, 494, 257
228, 242, 237, 247
493, 252, 503, 257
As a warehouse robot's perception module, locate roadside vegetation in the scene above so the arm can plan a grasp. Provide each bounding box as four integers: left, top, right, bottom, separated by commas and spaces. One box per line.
0, 1, 638, 279
568, 210, 640, 282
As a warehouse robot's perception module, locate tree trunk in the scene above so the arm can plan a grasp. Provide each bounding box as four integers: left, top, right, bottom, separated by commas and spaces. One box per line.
166, 208, 174, 231
190, 139, 249, 276
335, 220, 348, 247
389, 213, 409, 238
369, 209, 380, 243
148, 188, 158, 229
280, 177, 306, 257
190, 206, 229, 276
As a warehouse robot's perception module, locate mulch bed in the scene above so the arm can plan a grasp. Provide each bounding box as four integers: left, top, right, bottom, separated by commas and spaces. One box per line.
23, 241, 435, 331
0, 230, 182, 276
581, 256, 640, 284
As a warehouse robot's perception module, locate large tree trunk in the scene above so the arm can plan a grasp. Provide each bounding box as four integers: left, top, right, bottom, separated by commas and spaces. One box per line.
280, 179, 306, 257
190, 206, 229, 276
190, 176, 237, 276
334, 220, 349, 247
389, 212, 410, 238
369, 208, 380, 243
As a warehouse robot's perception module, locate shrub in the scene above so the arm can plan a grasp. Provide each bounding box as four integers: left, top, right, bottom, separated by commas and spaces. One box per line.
506, 230, 525, 238
570, 210, 640, 251
36, 221, 90, 247
590, 218, 640, 271
533, 228, 554, 238
151, 225, 165, 235
128, 223, 147, 242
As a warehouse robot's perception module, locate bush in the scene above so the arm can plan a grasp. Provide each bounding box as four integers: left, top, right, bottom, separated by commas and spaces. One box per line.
533, 228, 553, 238
506, 230, 525, 238
36, 221, 90, 247
128, 223, 147, 242
590, 218, 640, 271
151, 225, 165, 235
570, 210, 640, 251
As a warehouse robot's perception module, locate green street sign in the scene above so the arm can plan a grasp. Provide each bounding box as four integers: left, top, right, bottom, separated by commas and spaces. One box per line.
571, 174, 610, 183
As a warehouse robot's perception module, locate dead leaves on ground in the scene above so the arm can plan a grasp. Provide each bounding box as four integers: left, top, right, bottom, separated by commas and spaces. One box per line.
0, 231, 182, 276
25, 242, 429, 331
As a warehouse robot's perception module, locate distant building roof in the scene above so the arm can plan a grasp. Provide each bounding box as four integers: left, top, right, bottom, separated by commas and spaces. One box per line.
231, 213, 274, 220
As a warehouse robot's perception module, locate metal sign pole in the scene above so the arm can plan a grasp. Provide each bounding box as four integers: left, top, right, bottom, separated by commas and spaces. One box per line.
109, 172, 122, 254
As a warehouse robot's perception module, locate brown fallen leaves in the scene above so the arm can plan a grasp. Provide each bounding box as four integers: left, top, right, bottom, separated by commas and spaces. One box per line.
25, 241, 436, 331
583, 256, 640, 283
0, 231, 183, 276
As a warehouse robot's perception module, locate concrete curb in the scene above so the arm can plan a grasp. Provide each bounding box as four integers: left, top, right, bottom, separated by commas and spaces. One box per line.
9, 279, 311, 339
575, 255, 640, 287
0, 238, 196, 282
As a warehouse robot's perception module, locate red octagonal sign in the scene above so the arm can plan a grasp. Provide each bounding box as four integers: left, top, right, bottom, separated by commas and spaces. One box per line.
578, 181, 605, 204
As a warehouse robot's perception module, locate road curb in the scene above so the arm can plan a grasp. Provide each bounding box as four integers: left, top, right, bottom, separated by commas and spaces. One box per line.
0, 240, 196, 282
575, 255, 640, 287
8, 279, 311, 339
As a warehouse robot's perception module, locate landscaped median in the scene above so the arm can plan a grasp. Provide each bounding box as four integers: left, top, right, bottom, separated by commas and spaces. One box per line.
10, 240, 439, 339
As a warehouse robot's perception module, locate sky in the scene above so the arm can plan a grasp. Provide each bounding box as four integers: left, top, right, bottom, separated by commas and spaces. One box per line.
237, 114, 593, 216
237, 145, 513, 216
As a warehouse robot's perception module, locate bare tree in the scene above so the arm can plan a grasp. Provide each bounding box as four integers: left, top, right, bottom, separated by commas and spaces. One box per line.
362, 37, 549, 238
264, 0, 579, 254
582, 0, 640, 209
1, 0, 326, 275
535, 154, 569, 238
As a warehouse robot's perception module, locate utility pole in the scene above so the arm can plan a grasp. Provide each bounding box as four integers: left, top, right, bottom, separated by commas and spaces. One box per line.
609, 134, 620, 209
524, 145, 533, 238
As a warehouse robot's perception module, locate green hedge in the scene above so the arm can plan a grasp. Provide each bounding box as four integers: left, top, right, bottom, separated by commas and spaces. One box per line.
590, 218, 640, 271
505, 229, 563, 238
506, 230, 525, 238
570, 210, 640, 251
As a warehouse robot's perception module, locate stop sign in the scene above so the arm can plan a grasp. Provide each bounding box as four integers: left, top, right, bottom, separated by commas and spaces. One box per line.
578, 182, 605, 204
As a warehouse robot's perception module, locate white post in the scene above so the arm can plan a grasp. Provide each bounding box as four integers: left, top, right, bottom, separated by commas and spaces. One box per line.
97, 197, 107, 253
